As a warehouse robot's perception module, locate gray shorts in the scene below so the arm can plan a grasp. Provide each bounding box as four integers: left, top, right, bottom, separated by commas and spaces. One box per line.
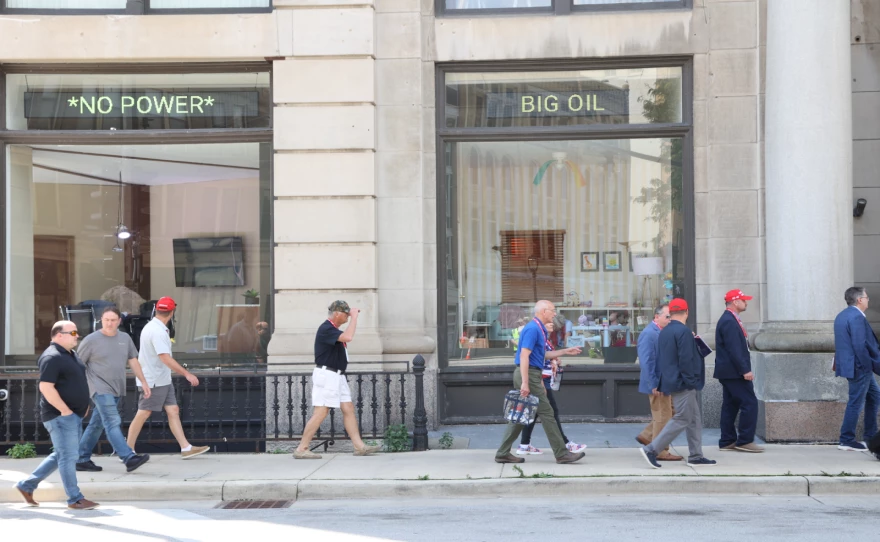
138, 384, 178, 412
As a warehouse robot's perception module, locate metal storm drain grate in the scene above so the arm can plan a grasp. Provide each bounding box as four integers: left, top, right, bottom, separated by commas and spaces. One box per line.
217, 500, 294, 510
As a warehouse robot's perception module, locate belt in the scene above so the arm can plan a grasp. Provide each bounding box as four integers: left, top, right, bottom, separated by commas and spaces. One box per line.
319, 365, 345, 375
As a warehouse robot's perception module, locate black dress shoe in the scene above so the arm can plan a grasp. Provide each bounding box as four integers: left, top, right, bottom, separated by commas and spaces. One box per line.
125, 454, 150, 473
75, 460, 103, 472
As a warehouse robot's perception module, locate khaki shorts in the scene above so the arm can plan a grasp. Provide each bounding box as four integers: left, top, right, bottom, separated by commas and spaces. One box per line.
311, 367, 351, 408
138, 384, 178, 412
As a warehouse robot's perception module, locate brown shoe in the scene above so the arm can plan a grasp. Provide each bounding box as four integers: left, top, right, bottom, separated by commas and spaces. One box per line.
635, 435, 651, 446
495, 453, 525, 464
657, 452, 684, 461
68, 498, 99, 510
293, 449, 322, 459
181, 446, 210, 459
15, 485, 38, 507
555, 451, 586, 464
354, 444, 382, 456
719, 443, 737, 451
734, 442, 765, 453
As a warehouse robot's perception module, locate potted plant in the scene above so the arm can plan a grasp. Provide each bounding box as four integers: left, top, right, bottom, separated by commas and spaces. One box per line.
243, 289, 260, 305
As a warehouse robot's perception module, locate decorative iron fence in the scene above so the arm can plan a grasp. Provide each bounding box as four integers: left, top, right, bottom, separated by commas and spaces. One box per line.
0, 356, 429, 454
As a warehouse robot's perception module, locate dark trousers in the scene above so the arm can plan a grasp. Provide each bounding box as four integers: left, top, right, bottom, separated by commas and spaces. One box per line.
719, 378, 758, 447
520, 385, 568, 446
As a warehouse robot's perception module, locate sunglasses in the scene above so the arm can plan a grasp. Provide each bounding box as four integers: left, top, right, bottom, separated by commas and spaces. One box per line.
59, 330, 79, 337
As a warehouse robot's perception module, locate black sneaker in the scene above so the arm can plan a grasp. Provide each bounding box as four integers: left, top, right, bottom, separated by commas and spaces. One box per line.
838, 441, 868, 451
75, 460, 103, 472
687, 457, 717, 466
639, 447, 661, 469
125, 454, 151, 473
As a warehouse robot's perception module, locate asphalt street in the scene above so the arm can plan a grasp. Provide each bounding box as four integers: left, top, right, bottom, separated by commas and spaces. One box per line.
2, 495, 879, 541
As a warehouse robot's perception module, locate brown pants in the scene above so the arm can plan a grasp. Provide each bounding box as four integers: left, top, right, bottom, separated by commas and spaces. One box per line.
637, 394, 674, 452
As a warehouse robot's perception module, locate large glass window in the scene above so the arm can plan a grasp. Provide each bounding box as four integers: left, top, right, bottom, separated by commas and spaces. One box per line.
445, 138, 684, 366
440, 0, 685, 14
5, 1, 125, 7
5, 142, 272, 360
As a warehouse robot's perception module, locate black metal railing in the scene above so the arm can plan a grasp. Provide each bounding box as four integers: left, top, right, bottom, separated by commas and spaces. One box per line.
1, 357, 430, 453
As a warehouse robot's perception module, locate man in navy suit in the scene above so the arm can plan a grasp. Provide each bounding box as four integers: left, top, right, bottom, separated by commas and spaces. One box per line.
639, 298, 716, 469
635, 303, 682, 461
834, 286, 880, 451
715, 289, 763, 453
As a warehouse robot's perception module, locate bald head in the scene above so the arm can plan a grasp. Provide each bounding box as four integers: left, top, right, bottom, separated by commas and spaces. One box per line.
51, 320, 78, 351
533, 300, 557, 324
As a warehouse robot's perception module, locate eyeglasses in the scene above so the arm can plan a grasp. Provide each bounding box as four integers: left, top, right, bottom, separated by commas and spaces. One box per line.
59, 330, 79, 337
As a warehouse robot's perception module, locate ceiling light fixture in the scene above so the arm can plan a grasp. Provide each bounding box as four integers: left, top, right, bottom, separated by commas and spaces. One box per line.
115, 172, 132, 240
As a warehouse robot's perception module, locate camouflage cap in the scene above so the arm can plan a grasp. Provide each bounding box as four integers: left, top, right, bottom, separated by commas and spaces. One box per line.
328, 300, 350, 314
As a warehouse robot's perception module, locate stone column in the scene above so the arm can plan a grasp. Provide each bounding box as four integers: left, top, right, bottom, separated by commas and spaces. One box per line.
753, 0, 853, 441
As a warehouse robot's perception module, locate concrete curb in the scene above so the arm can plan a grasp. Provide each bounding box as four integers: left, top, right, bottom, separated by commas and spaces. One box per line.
4, 476, 880, 503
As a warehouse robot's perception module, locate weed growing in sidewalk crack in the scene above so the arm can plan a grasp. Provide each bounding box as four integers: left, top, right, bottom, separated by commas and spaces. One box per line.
513, 465, 525, 478
418, 475, 430, 481
531, 472, 553, 478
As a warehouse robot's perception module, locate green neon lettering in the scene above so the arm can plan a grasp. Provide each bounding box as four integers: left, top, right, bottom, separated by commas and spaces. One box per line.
190, 95, 204, 114
152, 95, 174, 114
593, 94, 604, 111
522, 96, 535, 113
568, 94, 583, 112
121, 96, 134, 113
175, 95, 188, 114
97, 96, 113, 114
136, 96, 152, 114
81, 96, 96, 114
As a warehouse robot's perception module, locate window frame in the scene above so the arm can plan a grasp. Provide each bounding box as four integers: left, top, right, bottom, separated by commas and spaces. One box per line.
0, 62, 275, 366
436, 0, 689, 18
0, 0, 273, 15
434, 57, 695, 370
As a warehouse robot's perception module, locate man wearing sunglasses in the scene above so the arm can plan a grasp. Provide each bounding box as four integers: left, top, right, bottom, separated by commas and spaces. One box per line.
15, 321, 100, 510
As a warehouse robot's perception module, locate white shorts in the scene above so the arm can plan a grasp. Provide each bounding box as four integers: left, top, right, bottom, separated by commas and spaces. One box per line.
311, 367, 352, 408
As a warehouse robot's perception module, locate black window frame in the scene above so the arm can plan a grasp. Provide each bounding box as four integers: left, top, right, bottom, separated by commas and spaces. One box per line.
0, 61, 275, 367
435, 56, 695, 370
436, 0, 689, 18
0, 0, 273, 15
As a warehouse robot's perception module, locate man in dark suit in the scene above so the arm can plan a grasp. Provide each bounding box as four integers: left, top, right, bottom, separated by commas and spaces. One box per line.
715, 289, 763, 453
639, 298, 716, 469
834, 286, 880, 451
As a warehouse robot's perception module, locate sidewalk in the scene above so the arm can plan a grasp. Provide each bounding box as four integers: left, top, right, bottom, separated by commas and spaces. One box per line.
2, 444, 879, 504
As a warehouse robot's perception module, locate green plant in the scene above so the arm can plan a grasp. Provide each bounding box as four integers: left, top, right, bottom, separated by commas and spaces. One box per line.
268, 448, 287, 454
6, 442, 37, 459
417, 474, 430, 481
383, 424, 410, 453
439, 432, 454, 449
512, 465, 525, 478
531, 472, 553, 478
365, 440, 378, 447
243, 289, 260, 298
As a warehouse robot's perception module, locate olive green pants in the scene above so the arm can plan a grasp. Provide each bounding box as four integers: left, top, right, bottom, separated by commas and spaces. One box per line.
495, 367, 568, 459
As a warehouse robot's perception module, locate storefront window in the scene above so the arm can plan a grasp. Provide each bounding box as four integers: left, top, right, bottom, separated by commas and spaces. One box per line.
5, 1, 125, 8
150, 0, 270, 7
5, 142, 271, 360
440, 65, 690, 368
441, 0, 684, 13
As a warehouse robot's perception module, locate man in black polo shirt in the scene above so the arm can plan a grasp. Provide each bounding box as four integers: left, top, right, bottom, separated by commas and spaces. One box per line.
14, 321, 99, 510
294, 300, 382, 459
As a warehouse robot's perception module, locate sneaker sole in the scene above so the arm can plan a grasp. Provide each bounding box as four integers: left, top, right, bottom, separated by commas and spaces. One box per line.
687, 462, 718, 466
69, 504, 99, 511
181, 448, 209, 460
838, 445, 866, 451
639, 448, 661, 469
734, 447, 764, 453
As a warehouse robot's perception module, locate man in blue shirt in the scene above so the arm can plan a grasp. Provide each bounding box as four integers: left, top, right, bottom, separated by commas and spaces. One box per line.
834, 286, 880, 451
639, 298, 716, 469
635, 303, 682, 461
494, 300, 586, 464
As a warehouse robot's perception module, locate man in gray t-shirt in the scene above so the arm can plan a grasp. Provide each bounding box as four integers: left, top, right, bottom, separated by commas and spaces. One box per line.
75, 306, 151, 473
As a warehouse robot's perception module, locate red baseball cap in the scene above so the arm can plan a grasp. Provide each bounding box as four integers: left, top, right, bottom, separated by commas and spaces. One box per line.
724, 289, 753, 303
156, 296, 177, 311
669, 298, 688, 312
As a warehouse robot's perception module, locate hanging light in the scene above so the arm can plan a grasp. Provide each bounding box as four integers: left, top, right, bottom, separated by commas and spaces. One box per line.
115, 171, 132, 240
111, 238, 124, 252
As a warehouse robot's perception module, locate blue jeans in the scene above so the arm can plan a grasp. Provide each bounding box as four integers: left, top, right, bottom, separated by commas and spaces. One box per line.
78, 394, 135, 464
840, 370, 880, 445
17, 414, 85, 505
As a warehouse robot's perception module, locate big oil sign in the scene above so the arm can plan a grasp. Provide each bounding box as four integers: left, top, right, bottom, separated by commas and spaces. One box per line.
486, 89, 629, 120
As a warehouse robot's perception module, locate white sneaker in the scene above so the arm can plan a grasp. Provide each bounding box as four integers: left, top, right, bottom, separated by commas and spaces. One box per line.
515, 445, 543, 455
566, 442, 588, 453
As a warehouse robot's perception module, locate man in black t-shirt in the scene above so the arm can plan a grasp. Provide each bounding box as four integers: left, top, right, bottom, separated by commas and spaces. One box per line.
15, 321, 100, 510
294, 300, 382, 459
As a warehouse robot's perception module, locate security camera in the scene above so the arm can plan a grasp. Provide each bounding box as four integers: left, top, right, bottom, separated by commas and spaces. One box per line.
855, 198, 868, 218
0, 389, 7, 401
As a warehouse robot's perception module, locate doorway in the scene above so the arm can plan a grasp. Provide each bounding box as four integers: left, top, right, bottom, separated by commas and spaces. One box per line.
33, 235, 74, 352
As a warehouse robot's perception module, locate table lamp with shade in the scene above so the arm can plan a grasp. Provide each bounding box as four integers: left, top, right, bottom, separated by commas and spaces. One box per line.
632, 256, 664, 308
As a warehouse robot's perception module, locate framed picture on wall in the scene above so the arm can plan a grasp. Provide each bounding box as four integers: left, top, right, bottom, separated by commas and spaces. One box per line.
603, 251, 622, 272
581, 252, 599, 272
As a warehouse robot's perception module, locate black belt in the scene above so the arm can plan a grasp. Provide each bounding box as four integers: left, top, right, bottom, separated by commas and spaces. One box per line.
319, 365, 345, 375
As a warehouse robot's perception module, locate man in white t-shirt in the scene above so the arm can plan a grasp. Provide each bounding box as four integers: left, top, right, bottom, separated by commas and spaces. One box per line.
125, 297, 209, 459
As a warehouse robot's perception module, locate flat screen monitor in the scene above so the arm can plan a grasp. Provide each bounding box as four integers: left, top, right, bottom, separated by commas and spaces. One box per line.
172, 236, 245, 287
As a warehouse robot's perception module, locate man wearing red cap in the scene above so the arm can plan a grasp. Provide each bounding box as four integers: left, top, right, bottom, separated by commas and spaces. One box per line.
639, 298, 716, 469
715, 289, 763, 453
126, 297, 209, 459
